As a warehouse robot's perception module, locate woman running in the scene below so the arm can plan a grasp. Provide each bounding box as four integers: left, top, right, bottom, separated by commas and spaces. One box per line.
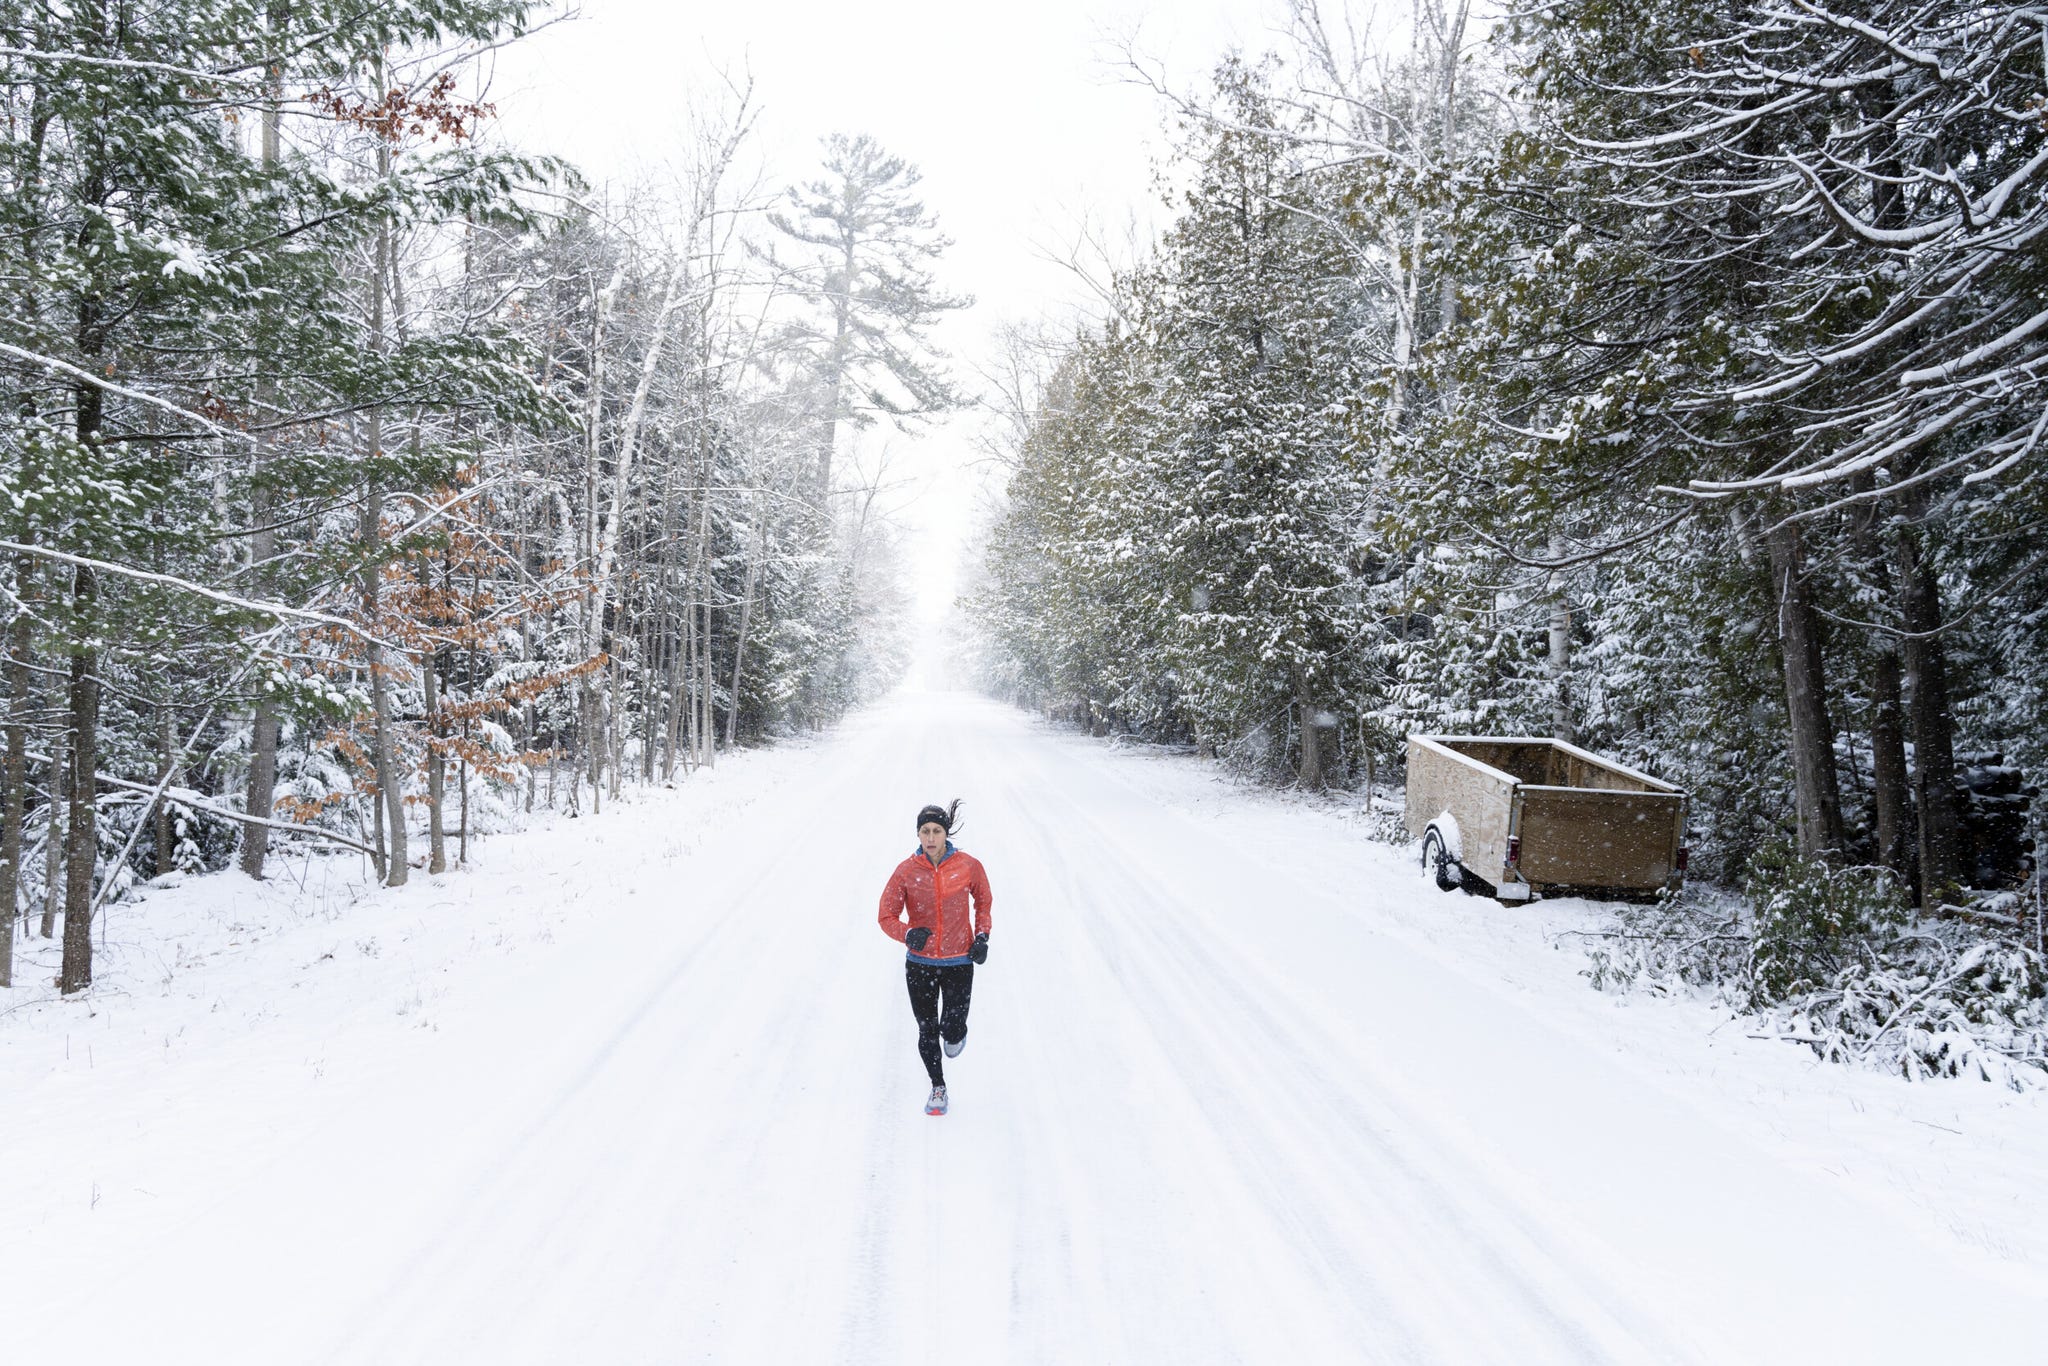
878, 800, 993, 1116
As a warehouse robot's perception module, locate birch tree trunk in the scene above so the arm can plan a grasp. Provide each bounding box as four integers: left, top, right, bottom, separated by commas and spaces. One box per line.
589, 260, 689, 656
577, 260, 626, 812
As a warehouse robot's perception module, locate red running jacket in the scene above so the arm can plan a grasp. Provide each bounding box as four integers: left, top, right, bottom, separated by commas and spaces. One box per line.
879, 846, 993, 962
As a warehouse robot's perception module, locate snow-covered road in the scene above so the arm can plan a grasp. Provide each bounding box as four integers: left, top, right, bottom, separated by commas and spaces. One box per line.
9, 689, 2046, 1363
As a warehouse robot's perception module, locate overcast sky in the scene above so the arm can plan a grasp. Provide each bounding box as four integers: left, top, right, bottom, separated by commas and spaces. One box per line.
487, 0, 1291, 621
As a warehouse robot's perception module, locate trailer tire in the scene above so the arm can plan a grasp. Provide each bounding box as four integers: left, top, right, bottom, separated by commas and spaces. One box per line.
1421, 826, 1463, 893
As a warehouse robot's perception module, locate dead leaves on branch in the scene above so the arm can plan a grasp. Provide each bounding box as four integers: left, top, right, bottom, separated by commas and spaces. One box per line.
309, 73, 494, 145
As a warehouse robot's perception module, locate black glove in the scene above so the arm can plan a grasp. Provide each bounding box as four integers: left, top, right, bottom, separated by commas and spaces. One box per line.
905, 926, 932, 952
970, 933, 989, 965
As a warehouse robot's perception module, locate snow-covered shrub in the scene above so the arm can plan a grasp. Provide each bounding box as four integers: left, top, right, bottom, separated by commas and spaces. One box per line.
1746, 847, 1909, 1004
1767, 930, 2047, 1087
1579, 891, 1749, 997
1580, 866, 2047, 1089
127, 799, 238, 880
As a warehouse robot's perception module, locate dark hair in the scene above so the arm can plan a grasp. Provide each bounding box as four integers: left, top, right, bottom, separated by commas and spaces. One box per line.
915, 799, 963, 835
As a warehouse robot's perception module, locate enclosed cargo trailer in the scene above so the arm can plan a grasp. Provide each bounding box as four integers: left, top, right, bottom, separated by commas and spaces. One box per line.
1405, 735, 1688, 901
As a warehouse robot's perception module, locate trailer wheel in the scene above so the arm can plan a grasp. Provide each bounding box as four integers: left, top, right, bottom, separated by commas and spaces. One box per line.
1421, 826, 1462, 893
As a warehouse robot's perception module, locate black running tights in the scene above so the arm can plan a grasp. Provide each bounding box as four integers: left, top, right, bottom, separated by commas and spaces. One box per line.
905, 960, 974, 1087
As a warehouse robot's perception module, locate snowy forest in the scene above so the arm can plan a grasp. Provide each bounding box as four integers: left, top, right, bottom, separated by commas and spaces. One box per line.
8, 3, 2048, 1357
3, 0, 2045, 1080
972, 2, 2046, 1075
0, 1, 967, 992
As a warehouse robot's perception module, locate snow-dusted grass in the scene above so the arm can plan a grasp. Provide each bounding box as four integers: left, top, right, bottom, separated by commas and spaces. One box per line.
6, 693, 2045, 1364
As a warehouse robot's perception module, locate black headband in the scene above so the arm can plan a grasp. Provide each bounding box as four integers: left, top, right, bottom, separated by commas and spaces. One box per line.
915, 805, 951, 832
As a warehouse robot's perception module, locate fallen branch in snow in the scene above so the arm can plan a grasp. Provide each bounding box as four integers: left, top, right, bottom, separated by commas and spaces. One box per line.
89, 692, 234, 921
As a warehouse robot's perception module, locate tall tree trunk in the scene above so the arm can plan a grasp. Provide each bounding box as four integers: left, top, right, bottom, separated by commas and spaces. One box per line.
362, 133, 407, 887
41, 726, 64, 938
587, 683, 603, 813
657, 507, 685, 780
1767, 516, 1846, 860
700, 601, 715, 769
1894, 511, 1964, 905
682, 597, 698, 773
608, 655, 625, 801
1433, 3, 1467, 339
663, 612, 687, 779
368, 733, 387, 881
1, 562, 31, 986
1847, 496, 1911, 879
424, 636, 446, 876
240, 4, 289, 880
1295, 677, 1325, 790
363, 480, 406, 886
58, 564, 98, 993
576, 270, 609, 816
1547, 532, 1573, 744
1868, 647, 1911, 875
639, 608, 658, 781
688, 438, 716, 769
725, 540, 759, 748
59, 246, 108, 990
154, 706, 177, 878
240, 606, 281, 874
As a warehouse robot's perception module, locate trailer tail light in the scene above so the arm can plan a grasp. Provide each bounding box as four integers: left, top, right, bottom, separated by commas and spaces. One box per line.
1676, 845, 1690, 873
1506, 836, 1521, 866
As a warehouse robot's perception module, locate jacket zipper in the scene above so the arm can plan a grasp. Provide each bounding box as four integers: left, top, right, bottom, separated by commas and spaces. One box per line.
922, 853, 954, 959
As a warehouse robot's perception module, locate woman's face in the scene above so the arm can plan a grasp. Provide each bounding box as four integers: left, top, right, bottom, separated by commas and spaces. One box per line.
919, 822, 948, 860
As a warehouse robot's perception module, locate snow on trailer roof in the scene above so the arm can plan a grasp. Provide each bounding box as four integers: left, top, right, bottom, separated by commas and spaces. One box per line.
1408, 734, 1684, 796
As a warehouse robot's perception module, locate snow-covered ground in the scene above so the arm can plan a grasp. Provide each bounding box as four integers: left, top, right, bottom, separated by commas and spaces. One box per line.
6, 688, 2045, 1364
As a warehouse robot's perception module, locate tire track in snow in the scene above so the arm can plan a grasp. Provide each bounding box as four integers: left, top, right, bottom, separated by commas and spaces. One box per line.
996, 715, 1710, 1363
322, 719, 912, 1363
46, 688, 2033, 1364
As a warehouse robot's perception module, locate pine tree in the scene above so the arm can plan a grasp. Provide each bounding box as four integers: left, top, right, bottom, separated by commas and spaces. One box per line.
767, 133, 971, 501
